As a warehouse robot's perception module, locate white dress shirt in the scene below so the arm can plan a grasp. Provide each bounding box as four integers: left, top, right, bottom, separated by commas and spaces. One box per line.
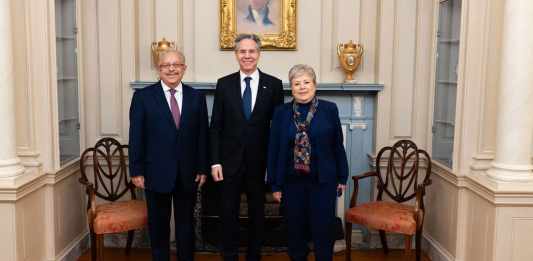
161, 81, 183, 111
211, 70, 260, 170
240, 69, 260, 111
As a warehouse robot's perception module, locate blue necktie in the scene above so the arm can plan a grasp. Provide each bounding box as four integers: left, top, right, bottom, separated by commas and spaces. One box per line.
242, 77, 252, 120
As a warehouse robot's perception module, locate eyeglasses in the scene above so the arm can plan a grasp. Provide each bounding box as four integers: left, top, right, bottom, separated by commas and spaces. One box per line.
159, 63, 185, 70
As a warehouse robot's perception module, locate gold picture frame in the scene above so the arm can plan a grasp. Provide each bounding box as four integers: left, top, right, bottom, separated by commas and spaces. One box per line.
220, 0, 297, 50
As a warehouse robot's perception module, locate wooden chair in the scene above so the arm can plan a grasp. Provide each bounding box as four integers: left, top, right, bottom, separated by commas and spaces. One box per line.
344, 140, 431, 261
79, 137, 147, 261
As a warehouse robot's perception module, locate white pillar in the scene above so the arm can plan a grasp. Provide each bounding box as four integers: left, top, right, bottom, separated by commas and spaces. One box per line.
487, 0, 533, 181
0, 0, 24, 178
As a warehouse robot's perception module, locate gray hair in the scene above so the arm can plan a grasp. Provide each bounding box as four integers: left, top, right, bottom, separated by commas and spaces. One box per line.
158, 49, 186, 65
288, 64, 317, 85
234, 34, 262, 51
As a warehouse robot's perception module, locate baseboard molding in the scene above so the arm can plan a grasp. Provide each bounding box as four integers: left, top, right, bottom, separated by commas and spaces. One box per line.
346, 228, 457, 261
422, 232, 455, 261
52, 231, 89, 261
51, 229, 456, 261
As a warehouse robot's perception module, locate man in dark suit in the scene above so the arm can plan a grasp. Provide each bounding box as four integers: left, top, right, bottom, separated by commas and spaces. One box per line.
210, 34, 284, 261
129, 50, 209, 261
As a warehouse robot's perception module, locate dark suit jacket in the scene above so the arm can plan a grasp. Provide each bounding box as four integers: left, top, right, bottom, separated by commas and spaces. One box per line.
267, 99, 349, 192
210, 70, 284, 178
129, 82, 209, 193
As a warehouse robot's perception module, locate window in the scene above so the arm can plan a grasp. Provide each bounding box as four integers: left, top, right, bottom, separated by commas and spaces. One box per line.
432, 0, 461, 167
55, 0, 80, 165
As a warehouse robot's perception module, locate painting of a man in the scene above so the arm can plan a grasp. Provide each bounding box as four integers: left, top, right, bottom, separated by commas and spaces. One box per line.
245, 0, 273, 26
237, 0, 280, 34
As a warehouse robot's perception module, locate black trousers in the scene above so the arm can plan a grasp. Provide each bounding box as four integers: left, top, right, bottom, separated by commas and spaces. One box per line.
219, 165, 266, 261
145, 180, 196, 261
284, 175, 337, 261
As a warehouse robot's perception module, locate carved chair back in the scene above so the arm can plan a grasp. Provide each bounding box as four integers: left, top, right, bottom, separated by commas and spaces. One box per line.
80, 137, 135, 208
374, 140, 431, 204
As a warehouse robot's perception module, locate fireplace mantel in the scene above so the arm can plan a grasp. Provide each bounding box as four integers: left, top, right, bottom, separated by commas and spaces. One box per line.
130, 81, 383, 94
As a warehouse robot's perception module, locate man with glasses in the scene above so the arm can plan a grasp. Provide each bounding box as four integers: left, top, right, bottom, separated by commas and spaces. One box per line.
129, 50, 209, 261
210, 34, 284, 261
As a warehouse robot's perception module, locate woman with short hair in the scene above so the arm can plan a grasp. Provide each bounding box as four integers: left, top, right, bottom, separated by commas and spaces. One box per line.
267, 64, 349, 261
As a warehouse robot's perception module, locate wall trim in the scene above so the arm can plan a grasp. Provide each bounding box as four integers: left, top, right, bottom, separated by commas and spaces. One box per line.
130, 81, 385, 94
431, 163, 533, 206
393, 160, 533, 206
423, 232, 456, 261
51, 231, 89, 261
0, 159, 80, 202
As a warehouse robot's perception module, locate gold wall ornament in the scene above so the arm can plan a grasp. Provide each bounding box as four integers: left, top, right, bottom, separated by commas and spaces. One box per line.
219, 0, 297, 50
337, 41, 364, 82
151, 38, 176, 67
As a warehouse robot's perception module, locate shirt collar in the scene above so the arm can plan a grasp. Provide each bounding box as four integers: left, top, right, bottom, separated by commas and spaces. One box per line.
240, 69, 259, 83
161, 80, 182, 93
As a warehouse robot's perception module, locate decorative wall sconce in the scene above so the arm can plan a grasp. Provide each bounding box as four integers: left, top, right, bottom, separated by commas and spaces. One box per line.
337, 41, 364, 83
151, 38, 176, 68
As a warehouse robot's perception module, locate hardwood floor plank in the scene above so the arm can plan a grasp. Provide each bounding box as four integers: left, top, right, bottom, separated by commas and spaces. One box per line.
78, 248, 431, 261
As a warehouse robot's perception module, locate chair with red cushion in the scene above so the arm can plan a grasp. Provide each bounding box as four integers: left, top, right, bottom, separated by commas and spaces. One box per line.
79, 137, 147, 261
344, 140, 431, 261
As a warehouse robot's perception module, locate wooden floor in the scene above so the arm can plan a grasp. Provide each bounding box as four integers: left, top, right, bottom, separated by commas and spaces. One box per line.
78, 248, 430, 261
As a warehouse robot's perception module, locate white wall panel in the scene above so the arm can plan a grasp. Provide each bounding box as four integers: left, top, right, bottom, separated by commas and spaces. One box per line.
16, 188, 47, 261
357, 0, 378, 83
511, 218, 533, 261
96, 0, 122, 137
53, 173, 86, 255
319, 0, 335, 81
12, 0, 32, 152
120, 0, 137, 145
411, 0, 434, 147
464, 188, 495, 261
375, 0, 395, 149
424, 172, 458, 257
480, 0, 503, 155
137, 0, 156, 80
0, 204, 16, 261
391, 0, 417, 137
336, 0, 361, 44
155, 0, 180, 43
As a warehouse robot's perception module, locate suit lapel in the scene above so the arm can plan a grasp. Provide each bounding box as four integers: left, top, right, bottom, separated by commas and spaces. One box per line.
250, 70, 270, 120
151, 82, 177, 130
231, 72, 246, 120
180, 85, 191, 129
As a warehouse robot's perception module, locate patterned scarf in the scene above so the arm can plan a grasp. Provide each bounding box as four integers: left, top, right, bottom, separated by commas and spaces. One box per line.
293, 97, 318, 174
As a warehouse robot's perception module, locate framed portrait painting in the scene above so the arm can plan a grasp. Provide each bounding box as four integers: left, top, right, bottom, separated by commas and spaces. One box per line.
220, 0, 297, 50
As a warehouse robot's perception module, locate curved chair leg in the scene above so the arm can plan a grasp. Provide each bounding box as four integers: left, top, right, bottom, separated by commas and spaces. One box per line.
125, 230, 135, 255
415, 229, 422, 261
379, 230, 389, 254
90, 231, 97, 261
345, 222, 352, 261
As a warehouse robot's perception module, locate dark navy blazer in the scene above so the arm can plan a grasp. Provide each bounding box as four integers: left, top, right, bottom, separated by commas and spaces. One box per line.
128, 82, 209, 193
267, 99, 349, 192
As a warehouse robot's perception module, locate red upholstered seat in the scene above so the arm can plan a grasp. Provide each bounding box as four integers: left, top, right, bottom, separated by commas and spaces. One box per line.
92, 200, 147, 234
345, 201, 416, 235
